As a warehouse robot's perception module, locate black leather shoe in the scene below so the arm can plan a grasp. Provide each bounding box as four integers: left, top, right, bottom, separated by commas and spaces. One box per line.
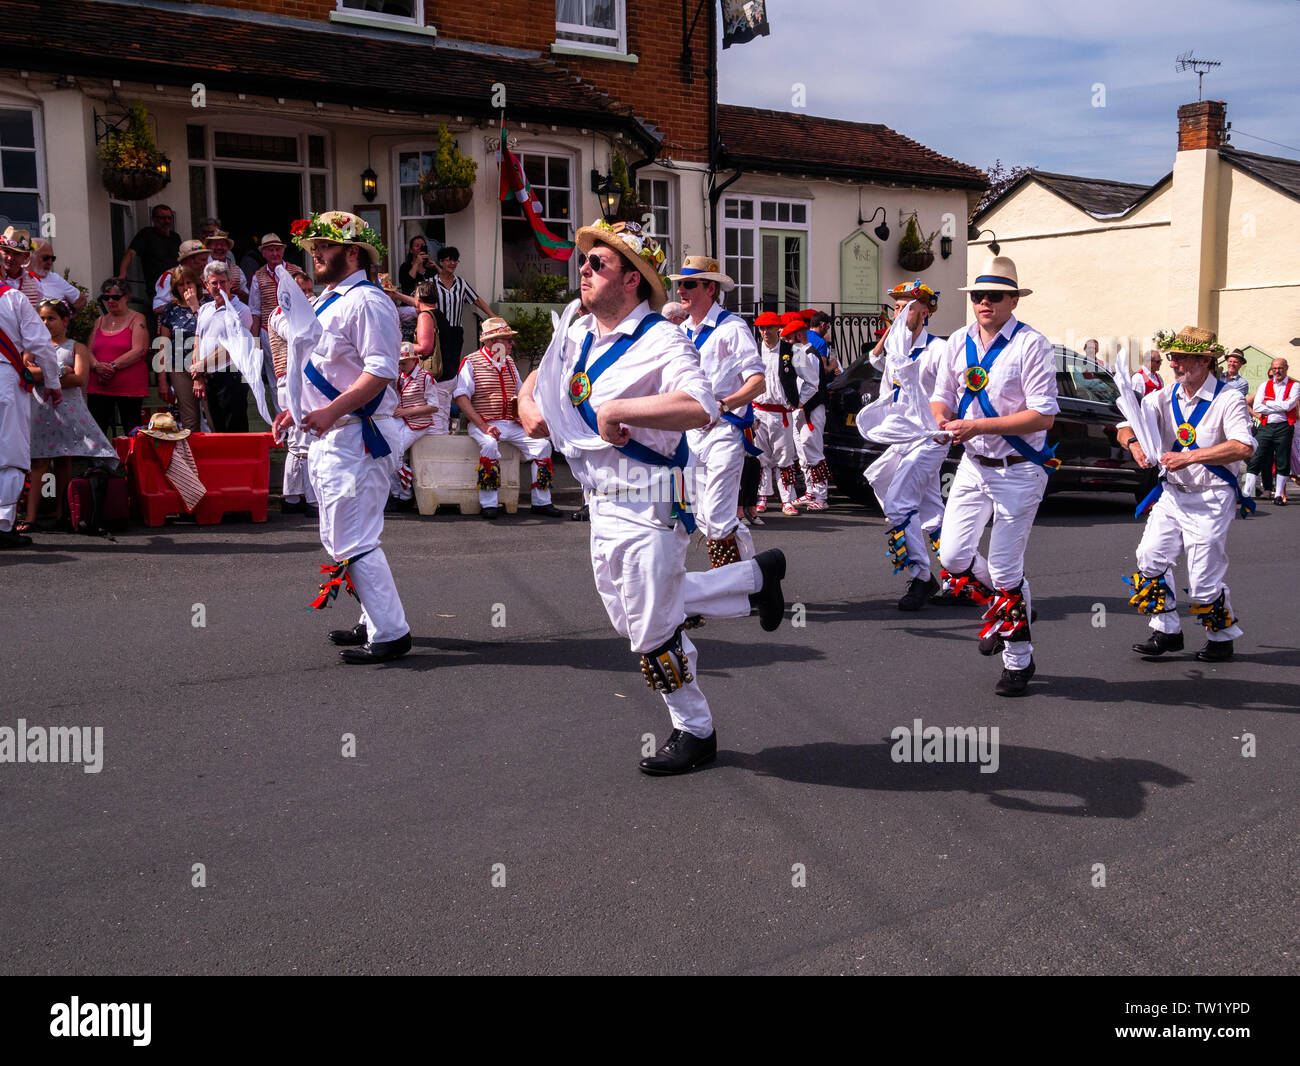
0, 529, 33, 549
281, 497, 307, 515
1195, 639, 1234, 662
339, 632, 412, 664
638, 729, 717, 775
979, 630, 1005, 657
481, 506, 501, 520
749, 548, 787, 632
994, 659, 1036, 697
899, 574, 939, 611
571, 504, 590, 522
530, 503, 565, 518
328, 622, 367, 647
384, 495, 414, 513
1132, 631, 1184, 657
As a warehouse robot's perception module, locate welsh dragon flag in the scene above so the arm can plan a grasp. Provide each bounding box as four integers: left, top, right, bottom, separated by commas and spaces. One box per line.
498, 125, 574, 260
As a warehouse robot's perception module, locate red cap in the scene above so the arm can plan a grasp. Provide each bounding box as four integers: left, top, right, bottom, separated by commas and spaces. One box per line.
781, 320, 807, 338
754, 311, 783, 327
780, 311, 803, 325
798, 308, 817, 321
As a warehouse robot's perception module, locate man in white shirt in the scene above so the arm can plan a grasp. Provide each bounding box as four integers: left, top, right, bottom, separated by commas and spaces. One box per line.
1132, 350, 1163, 397
670, 256, 765, 562
0, 274, 62, 547
194, 260, 254, 434
930, 257, 1058, 697
1116, 330, 1254, 662
29, 240, 85, 312
1244, 357, 1297, 504
785, 316, 831, 510
272, 210, 410, 664
752, 312, 803, 515
518, 220, 786, 776
857, 280, 950, 610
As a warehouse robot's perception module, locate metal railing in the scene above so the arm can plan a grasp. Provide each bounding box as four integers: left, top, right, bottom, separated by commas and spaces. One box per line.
727, 300, 889, 363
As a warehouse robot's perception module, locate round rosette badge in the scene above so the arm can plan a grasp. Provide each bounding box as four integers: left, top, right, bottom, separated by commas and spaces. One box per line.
964, 365, 989, 392
1176, 422, 1197, 448
569, 372, 592, 406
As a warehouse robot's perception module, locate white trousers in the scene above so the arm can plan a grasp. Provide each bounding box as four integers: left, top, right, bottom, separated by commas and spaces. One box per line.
870, 440, 947, 580
589, 496, 759, 738
469, 420, 553, 508
0, 466, 24, 532
260, 331, 282, 416
308, 422, 408, 644
687, 424, 752, 554
754, 408, 798, 504
1136, 485, 1243, 641
794, 405, 828, 502
430, 379, 455, 436
939, 456, 1047, 669
388, 421, 434, 500
0, 375, 32, 532
276, 381, 316, 504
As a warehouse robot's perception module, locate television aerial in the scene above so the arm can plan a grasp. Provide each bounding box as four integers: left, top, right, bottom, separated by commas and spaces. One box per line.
1176, 52, 1221, 100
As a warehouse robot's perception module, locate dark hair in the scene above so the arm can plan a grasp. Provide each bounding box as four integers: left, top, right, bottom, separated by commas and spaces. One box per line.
152, 204, 173, 218
438, 246, 460, 262
407, 235, 428, 253
38, 297, 71, 319
99, 277, 128, 296
414, 280, 437, 303
635, 275, 653, 303
809, 311, 831, 330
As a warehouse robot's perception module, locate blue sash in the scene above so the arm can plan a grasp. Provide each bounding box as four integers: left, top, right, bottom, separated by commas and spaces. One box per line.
305, 281, 393, 460
687, 307, 732, 350
688, 309, 761, 456
571, 313, 695, 531
958, 324, 1060, 471
1135, 379, 1254, 518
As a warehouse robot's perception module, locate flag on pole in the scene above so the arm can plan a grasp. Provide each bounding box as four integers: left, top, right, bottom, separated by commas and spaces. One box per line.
498, 125, 574, 260
721, 0, 771, 49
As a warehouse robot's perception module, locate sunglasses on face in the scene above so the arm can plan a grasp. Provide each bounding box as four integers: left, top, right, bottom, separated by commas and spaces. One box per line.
577, 252, 618, 274
102, 293, 127, 302
969, 291, 1007, 305
39, 254, 55, 263
677, 280, 700, 290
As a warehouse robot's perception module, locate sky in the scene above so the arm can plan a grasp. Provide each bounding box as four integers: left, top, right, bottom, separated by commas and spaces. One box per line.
717, 0, 1300, 185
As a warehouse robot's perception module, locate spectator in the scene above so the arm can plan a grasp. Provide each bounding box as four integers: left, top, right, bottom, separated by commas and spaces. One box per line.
413, 280, 451, 433
398, 234, 438, 295
1223, 349, 1250, 397
1244, 357, 1298, 505
117, 203, 182, 303
239, 235, 266, 285
430, 245, 492, 365
29, 239, 86, 312
201, 229, 248, 300
156, 266, 203, 430
192, 260, 253, 433
23, 299, 117, 531
387, 342, 440, 512
153, 240, 211, 312
808, 310, 841, 374
85, 278, 151, 437
1, 227, 43, 308
247, 232, 288, 413
661, 300, 688, 326
1132, 350, 1163, 396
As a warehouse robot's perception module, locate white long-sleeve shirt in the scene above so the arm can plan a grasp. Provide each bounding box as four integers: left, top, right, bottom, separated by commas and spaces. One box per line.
1251, 377, 1299, 425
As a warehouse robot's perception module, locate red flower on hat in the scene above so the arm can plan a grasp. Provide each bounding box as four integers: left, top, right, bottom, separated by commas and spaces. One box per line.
290, 219, 310, 236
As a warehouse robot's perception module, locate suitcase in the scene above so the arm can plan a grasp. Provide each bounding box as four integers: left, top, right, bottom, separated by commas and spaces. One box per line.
67, 468, 130, 535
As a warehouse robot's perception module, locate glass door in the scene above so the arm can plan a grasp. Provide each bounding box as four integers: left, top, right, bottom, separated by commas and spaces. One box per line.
760, 229, 806, 314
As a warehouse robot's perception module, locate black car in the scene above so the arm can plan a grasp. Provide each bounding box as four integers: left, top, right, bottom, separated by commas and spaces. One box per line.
825, 345, 1159, 506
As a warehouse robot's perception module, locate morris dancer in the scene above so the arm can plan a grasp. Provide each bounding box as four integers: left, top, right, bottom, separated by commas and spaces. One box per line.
669, 256, 764, 563
1118, 328, 1253, 661
273, 211, 411, 663
930, 256, 1058, 697
856, 280, 950, 610
454, 317, 563, 520
752, 312, 802, 516
787, 314, 831, 510
518, 220, 786, 776
267, 264, 319, 515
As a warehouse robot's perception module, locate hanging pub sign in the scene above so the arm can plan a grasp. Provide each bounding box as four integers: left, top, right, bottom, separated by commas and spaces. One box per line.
721, 0, 771, 49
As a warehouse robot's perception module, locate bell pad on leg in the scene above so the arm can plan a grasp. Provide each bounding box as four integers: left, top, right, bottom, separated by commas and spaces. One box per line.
706, 535, 742, 568
979, 583, 1031, 643
477, 457, 501, 491
779, 465, 797, 489
1124, 571, 1174, 614
639, 627, 694, 693
1190, 591, 1236, 632
885, 518, 916, 576
949, 567, 994, 604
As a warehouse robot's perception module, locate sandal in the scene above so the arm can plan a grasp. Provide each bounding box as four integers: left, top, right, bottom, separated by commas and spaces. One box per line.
15, 521, 33, 534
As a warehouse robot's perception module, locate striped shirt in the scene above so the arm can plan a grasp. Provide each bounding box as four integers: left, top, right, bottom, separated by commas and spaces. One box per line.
432, 274, 479, 328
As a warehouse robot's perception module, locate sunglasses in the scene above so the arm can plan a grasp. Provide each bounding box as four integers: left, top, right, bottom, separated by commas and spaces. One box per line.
577, 251, 618, 274
677, 280, 702, 290
102, 293, 127, 301
968, 291, 1007, 305
39, 254, 56, 263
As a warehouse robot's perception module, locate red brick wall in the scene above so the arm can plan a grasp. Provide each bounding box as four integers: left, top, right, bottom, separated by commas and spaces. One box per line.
196, 1, 709, 160
1177, 101, 1227, 152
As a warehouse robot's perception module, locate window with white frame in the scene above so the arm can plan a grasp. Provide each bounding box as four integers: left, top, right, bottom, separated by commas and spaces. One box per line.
556, 1, 626, 52
637, 176, 673, 268
338, 0, 423, 25
0, 106, 43, 233
396, 148, 447, 269
722, 194, 810, 312
502, 150, 573, 289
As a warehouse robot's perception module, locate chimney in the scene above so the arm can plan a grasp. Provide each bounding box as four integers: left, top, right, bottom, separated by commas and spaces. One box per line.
1178, 100, 1228, 151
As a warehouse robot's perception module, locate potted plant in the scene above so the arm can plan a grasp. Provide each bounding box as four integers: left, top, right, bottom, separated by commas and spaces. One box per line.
420, 123, 478, 214
496, 268, 575, 326
896, 213, 937, 273
99, 102, 168, 201
610, 149, 645, 223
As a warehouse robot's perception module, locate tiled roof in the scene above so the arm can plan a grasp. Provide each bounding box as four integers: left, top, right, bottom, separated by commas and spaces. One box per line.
716, 105, 986, 190
6, 0, 658, 151
1221, 147, 1300, 202
1031, 171, 1153, 217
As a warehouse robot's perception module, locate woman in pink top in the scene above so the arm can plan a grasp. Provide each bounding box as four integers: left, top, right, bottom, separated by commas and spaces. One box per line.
86, 277, 151, 437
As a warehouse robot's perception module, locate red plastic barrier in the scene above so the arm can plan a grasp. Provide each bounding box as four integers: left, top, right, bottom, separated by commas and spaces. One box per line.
114, 432, 275, 527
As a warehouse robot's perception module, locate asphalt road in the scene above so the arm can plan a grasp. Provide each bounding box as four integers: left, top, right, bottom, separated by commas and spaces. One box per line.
2, 473, 1297, 975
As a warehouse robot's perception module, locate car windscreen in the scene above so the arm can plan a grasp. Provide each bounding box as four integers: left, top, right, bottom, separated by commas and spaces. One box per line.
1056, 347, 1120, 405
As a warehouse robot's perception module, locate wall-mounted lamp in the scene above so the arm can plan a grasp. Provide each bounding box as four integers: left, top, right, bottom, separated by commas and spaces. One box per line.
971, 227, 1000, 255
361, 167, 378, 203
156, 155, 171, 187
591, 168, 623, 221
859, 205, 890, 242
939, 235, 953, 259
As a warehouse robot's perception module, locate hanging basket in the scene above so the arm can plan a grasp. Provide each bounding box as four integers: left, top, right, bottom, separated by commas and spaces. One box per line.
420, 186, 473, 214
101, 167, 167, 201
897, 249, 935, 273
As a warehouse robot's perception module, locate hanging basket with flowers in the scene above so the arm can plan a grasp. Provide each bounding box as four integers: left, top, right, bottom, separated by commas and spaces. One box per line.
419, 123, 477, 213
896, 213, 937, 273
99, 102, 168, 200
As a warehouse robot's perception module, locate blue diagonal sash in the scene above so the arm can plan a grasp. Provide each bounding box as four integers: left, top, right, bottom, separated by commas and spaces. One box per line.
958, 324, 1060, 471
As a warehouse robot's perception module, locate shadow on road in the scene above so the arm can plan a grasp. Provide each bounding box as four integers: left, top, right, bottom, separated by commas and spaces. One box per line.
1047, 669, 1299, 712
729, 740, 1190, 818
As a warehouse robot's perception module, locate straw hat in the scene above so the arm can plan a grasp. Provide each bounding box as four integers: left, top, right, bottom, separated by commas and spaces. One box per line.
259, 232, 286, 249
291, 211, 384, 267
574, 219, 668, 311
959, 255, 1032, 296
177, 239, 208, 263
1, 226, 32, 253
667, 255, 735, 293
1155, 326, 1224, 357
888, 278, 940, 309
140, 411, 191, 441
479, 317, 519, 343
204, 229, 233, 247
